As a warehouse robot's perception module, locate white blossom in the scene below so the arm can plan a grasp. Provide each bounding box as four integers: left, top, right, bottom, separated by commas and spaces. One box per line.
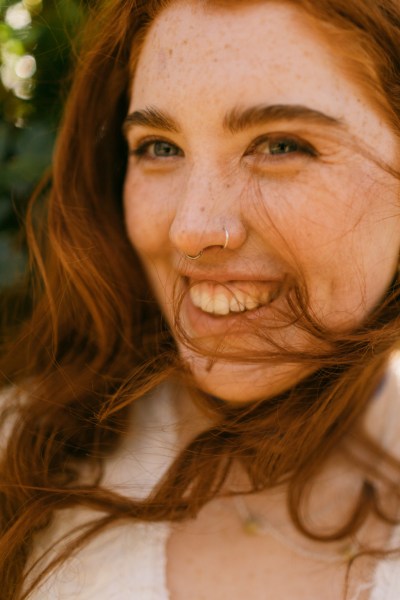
5, 2, 32, 30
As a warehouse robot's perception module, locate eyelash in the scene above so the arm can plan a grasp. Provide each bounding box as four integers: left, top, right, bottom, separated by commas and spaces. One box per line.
131, 137, 183, 159
246, 134, 319, 159
129, 134, 319, 162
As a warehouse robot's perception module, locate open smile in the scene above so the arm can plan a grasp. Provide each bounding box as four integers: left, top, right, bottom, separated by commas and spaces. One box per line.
176, 276, 291, 340
188, 279, 283, 316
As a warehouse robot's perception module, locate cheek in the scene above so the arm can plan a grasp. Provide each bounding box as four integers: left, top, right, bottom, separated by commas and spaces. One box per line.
276, 166, 383, 259
123, 170, 172, 256
256, 168, 363, 264
256, 167, 399, 320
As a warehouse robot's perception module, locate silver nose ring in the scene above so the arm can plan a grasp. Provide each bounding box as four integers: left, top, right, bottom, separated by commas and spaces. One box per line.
185, 227, 229, 260
185, 249, 204, 261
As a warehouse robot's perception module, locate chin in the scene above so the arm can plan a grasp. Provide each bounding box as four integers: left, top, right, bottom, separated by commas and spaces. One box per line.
179, 347, 309, 404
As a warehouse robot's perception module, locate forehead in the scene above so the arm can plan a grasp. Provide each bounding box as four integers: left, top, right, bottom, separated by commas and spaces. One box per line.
130, 0, 394, 153
133, 2, 334, 103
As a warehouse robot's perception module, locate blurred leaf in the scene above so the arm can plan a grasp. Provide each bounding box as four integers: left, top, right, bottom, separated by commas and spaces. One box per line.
0, 0, 90, 294
0, 231, 26, 287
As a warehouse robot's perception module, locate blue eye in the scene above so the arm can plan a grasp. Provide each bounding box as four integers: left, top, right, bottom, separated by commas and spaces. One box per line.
152, 141, 180, 157
250, 135, 317, 158
268, 139, 300, 155
132, 139, 182, 159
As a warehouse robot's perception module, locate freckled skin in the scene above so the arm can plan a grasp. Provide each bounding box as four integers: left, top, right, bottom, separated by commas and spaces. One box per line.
123, 1, 400, 402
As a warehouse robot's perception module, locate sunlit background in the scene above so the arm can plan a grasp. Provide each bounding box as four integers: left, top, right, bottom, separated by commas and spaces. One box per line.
0, 0, 89, 293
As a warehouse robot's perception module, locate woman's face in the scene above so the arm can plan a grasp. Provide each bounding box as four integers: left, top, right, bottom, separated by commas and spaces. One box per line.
123, 0, 400, 402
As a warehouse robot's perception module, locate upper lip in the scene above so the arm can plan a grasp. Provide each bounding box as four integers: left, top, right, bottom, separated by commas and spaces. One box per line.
179, 268, 286, 284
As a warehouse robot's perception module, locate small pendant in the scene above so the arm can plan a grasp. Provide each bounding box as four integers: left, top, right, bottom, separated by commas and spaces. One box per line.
243, 515, 264, 535
339, 540, 359, 561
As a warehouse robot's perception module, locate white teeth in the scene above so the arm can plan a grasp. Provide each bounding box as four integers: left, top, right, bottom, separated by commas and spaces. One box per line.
189, 282, 277, 316
260, 291, 271, 304
189, 285, 202, 307
244, 297, 259, 310
229, 296, 245, 312
233, 290, 246, 312
213, 293, 230, 315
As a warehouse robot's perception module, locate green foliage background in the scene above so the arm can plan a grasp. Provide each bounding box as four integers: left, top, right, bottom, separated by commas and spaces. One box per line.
0, 0, 89, 290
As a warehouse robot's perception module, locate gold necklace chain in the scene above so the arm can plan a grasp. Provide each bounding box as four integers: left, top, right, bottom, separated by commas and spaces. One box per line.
233, 495, 360, 564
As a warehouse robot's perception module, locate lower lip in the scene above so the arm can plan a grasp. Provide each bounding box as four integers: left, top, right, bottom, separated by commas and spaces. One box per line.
180, 282, 279, 338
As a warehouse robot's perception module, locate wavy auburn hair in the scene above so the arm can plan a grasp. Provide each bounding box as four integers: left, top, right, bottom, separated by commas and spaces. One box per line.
1, 0, 400, 598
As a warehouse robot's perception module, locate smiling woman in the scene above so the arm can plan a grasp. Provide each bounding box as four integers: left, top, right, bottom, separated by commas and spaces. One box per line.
2, 1, 400, 599
123, 0, 400, 403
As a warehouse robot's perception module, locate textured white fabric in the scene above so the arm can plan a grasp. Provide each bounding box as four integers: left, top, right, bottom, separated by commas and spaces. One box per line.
369, 527, 400, 600
13, 358, 400, 598
368, 356, 400, 600
26, 385, 177, 600
29, 517, 171, 600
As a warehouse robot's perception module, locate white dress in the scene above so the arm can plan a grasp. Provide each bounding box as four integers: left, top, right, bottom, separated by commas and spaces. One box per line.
19, 361, 400, 599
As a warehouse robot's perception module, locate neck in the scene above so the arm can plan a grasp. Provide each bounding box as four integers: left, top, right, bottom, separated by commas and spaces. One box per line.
172, 355, 400, 533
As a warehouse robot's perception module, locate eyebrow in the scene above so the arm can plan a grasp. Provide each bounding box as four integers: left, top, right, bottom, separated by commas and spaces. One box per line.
122, 103, 343, 136
224, 104, 343, 133
123, 107, 179, 134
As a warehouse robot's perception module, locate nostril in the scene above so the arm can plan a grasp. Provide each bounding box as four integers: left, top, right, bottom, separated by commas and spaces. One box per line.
184, 229, 229, 260
170, 218, 246, 256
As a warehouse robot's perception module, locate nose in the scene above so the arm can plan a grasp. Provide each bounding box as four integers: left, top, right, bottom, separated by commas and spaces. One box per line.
169, 169, 247, 257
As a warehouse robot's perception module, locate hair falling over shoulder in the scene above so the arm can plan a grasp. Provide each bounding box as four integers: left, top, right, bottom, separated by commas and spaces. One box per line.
1, 0, 400, 598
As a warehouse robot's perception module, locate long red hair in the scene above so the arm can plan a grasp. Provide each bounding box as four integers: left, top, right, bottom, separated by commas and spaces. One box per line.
1, 1, 400, 598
